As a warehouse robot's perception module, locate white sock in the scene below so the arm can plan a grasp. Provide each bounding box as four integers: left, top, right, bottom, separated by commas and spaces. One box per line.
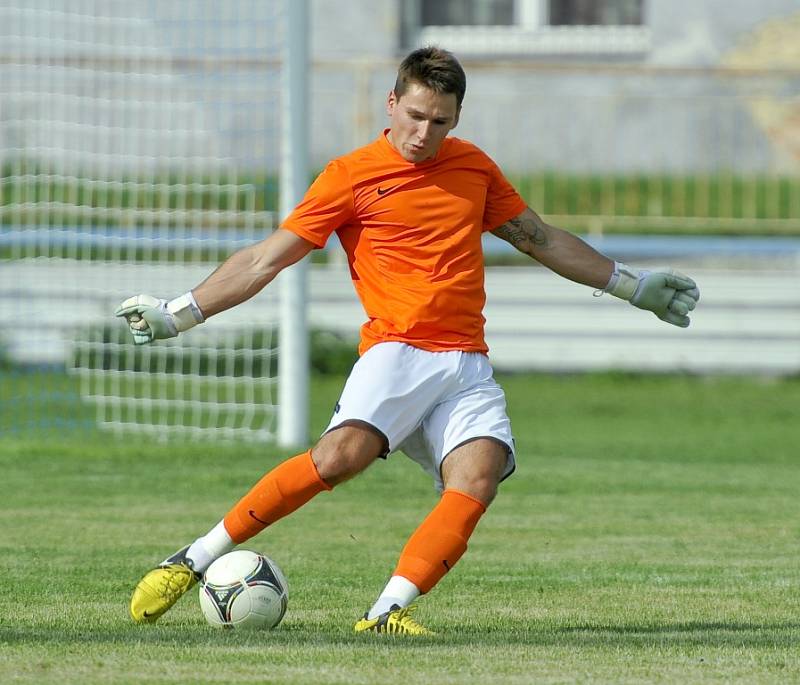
366, 575, 420, 620
186, 521, 235, 574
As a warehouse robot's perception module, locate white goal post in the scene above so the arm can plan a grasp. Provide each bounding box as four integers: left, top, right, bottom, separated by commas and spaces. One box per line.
0, 0, 310, 444
278, 0, 310, 447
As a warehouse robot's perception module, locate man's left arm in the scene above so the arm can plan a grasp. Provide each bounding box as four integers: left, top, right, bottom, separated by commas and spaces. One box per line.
491, 207, 700, 328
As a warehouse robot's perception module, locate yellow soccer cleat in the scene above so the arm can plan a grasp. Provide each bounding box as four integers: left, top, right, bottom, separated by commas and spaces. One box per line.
130, 546, 201, 623
353, 604, 435, 636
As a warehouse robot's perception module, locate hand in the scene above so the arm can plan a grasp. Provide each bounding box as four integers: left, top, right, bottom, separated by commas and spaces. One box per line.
604, 263, 700, 328
630, 268, 700, 328
114, 294, 178, 345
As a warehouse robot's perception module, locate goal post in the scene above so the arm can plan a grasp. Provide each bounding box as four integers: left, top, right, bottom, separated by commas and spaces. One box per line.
278, 0, 310, 448
0, 1, 310, 444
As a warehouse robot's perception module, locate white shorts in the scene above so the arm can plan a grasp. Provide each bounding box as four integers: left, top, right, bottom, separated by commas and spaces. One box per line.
324, 342, 516, 492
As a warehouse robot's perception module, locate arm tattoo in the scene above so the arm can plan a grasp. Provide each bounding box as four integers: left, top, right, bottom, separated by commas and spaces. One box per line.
495, 214, 551, 255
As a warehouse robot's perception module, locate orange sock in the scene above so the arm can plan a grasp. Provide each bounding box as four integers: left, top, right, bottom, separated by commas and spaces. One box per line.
223, 451, 331, 544
393, 488, 486, 594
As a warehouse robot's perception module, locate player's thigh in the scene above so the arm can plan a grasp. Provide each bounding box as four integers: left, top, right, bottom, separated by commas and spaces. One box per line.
441, 437, 509, 506
311, 421, 386, 486
425, 357, 515, 498
325, 342, 457, 453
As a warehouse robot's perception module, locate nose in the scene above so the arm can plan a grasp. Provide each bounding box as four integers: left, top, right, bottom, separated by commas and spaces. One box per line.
417, 120, 432, 142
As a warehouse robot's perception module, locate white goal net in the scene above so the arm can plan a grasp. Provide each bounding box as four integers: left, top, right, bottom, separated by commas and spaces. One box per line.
1, 1, 290, 441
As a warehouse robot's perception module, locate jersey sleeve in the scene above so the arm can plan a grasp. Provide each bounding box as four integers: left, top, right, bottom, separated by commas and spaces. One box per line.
280, 159, 355, 247
481, 159, 528, 232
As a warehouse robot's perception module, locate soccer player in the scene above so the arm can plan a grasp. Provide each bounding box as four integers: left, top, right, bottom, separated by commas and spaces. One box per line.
117, 47, 699, 635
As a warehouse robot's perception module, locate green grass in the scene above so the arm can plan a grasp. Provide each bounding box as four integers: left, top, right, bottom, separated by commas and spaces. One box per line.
1, 373, 800, 683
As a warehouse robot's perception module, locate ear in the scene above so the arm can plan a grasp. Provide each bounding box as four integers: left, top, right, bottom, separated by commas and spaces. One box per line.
386, 89, 398, 117
452, 105, 461, 129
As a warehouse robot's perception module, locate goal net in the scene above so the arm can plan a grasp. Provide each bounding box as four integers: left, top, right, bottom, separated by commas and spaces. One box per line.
1, 1, 290, 441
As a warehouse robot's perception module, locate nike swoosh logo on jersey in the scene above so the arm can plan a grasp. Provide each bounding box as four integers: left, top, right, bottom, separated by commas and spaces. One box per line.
376, 186, 395, 195
248, 509, 269, 525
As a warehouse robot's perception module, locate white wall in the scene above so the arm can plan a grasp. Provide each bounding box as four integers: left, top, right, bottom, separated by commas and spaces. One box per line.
5, 259, 798, 375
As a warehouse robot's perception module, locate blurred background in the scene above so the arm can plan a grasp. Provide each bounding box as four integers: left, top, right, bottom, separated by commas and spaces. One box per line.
1, 0, 798, 442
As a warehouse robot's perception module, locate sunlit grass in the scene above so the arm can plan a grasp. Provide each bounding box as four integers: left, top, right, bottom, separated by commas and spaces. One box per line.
1, 373, 799, 683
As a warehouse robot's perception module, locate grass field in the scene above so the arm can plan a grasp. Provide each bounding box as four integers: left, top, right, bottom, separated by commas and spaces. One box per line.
1, 373, 799, 684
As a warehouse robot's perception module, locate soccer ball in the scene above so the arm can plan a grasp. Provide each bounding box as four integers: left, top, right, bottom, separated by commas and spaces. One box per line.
199, 550, 288, 629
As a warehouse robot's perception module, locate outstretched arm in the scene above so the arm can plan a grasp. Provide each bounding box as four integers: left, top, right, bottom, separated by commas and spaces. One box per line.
115, 228, 315, 344
491, 207, 614, 289
491, 207, 700, 327
192, 228, 315, 317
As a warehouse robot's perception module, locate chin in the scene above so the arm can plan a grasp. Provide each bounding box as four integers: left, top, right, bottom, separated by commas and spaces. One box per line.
406, 149, 429, 163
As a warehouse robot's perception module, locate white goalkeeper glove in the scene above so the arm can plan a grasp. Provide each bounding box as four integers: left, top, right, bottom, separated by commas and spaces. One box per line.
114, 292, 204, 345
602, 262, 700, 328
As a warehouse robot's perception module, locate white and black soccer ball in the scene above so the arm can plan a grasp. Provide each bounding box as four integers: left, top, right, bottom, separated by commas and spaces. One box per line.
199, 550, 288, 629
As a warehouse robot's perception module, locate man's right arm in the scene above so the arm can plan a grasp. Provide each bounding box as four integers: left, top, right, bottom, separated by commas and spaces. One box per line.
115, 228, 315, 344
192, 228, 315, 317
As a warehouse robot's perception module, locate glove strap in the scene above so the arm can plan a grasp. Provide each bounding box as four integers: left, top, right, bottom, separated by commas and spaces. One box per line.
601, 262, 641, 301
167, 291, 205, 333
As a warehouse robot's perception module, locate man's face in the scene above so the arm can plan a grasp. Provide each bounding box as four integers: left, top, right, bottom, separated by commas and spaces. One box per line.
386, 82, 460, 163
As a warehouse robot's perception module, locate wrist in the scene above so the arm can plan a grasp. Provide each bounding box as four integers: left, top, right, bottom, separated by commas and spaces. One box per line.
166, 291, 205, 333
604, 262, 642, 301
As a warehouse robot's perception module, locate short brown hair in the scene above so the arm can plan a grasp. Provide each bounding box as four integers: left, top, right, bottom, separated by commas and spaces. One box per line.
394, 46, 466, 108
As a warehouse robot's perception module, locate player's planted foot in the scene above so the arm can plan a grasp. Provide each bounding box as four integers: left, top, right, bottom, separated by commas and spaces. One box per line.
353, 604, 434, 636
130, 545, 201, 623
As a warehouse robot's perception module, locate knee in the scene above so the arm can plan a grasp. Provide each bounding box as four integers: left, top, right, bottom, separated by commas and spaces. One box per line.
443, 466, 502, 506
441, 439, 508, 506
455, 475, 500, 507
311, 445, 357, 486
311, 423, 385, 486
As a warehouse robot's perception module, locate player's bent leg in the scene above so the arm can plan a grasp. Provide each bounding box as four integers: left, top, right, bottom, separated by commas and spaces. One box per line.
130, 545, 201, 623
223, 450, 332, 543
132, 450, 332, 624
131, 427, 384, 625
355, 438, 508, 634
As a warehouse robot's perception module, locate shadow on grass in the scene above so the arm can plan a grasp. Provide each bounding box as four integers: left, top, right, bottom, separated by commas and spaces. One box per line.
551, 621, 800, 647
2, 619, 798, 650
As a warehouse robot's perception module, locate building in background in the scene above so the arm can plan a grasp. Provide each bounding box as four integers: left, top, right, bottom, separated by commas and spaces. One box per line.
308, 0, 800, 178
3, 1, 799, 179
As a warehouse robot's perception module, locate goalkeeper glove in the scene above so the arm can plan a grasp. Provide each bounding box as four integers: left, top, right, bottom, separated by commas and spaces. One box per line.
602, 262, 700, 328
114, 292, 204, 345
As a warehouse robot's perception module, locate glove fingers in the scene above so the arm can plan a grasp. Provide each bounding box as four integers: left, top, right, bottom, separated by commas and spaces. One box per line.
659, 310, 691, 328
130, 321, 152, 339
130, 326, 153, 344
668, 299, 689, 316
114, 294, 161, 318
663, 273, 697, 291
673, 291, 698, 307
115, 303, 144, 318
682, 286, 700, 303
130, 318, 150, 331
671, 291, 698, 314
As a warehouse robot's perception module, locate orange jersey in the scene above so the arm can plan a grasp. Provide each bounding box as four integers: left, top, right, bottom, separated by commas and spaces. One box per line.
281, 131, 527, 355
